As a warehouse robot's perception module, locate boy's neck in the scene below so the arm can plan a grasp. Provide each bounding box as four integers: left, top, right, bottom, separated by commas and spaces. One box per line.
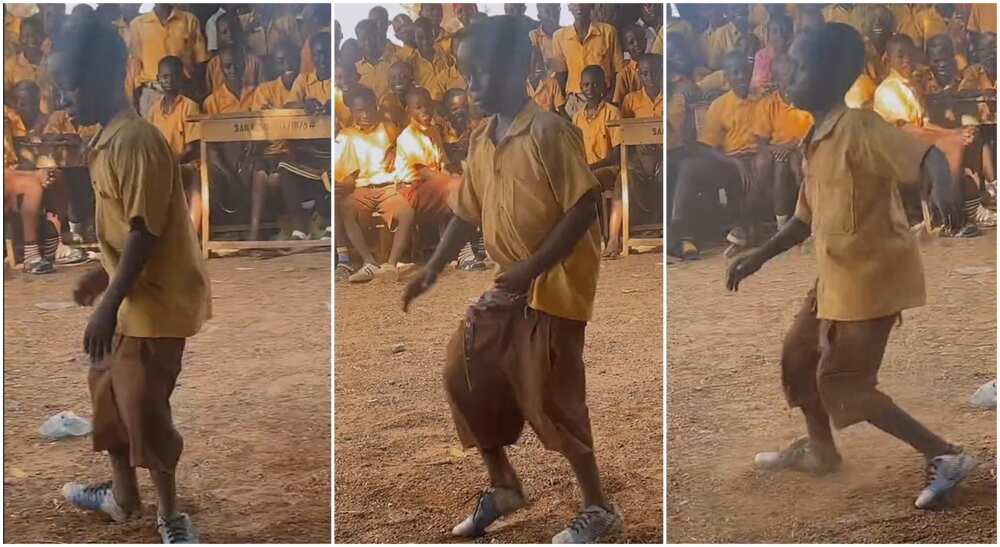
97, 95, 131, 126
22, 48, 41, 64
418, 46, 434, 60
574, 18, 591, 36
528, 73, 543, 86
225, 80, 243, 97
585, 99, 602, 113
541, 22, 559, 36
495, 94, 529, 126
281, 72, 298, 89
644, 85, 661, 100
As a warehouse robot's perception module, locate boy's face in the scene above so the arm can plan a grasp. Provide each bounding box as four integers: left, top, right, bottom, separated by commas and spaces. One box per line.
334, 64, 360, 91
723, 56, 751, 98
217, 19, 236, 48
49, 50, 111, 127
274, 47, 300, 79
623, 29, 646, 60
886, 41, 914, 77
639, 58, 661, 96
157, 62, 183, 95
420, 4, 443, 26
975, 34, 997, 76
388, 63, 414, 96
369, 8, 389, 36
456, 38, 524, 115
580, 71, 606, 103
772, 59, 793, 99
413, 24, 434, 53
221, 49, 245, 91
19, 23, 41, 55
928, 46, 956, 84
666, 36, 690, 75
727, 6, 749, 33
640, 4, 660, 28
569, 4, 593, 22
13, 86, 40, 120
786, 37, 831, 111
340, 40, 362, 67
406, 91, 434, 127
455, 4, 477, 26
538, 5, 560, 28
356, 25, 381, 60
392, 16, 414, 46
768, 22, 789, 53
312, 38, 331, 81
446, 93, 470, 128
348, 95, 378, 130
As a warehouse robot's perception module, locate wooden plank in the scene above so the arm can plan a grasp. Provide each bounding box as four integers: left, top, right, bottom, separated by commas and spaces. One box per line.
199, 114, 331, 142
621, 144, 631, 257
200, 139, 210, 259
606, 117, 663, 145
206, 240, 330, 250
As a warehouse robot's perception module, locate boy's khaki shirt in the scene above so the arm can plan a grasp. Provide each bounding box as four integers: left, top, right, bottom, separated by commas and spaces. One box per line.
289, 71, 332, 104
622, 89, 663, 119
794, 107, 928, 321
699, 90, 758, 154
551, 22, 624, 94
572, 101, 623, 164
145, 95, 202, 156
88, 108, 211, 338
452, 101, 602, 322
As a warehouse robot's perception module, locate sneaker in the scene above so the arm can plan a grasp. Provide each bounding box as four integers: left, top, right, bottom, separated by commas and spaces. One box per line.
24, 257, 55, 275
551, 502, 624, 544
348, 262, 380, 283
61, 481, 136, 522
157, 512, 199, 544
974, 205, 996, 228
290, 229, 309, 241
753, 437, 842, 475
914, 453, 978, 509
680, 240, 699, 260
451, 487, 526, 538
335, 262, 354, 282
55, 243, 89, 266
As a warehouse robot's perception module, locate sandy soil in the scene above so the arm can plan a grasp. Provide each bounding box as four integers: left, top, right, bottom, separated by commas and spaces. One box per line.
3, 252, 331, 543
667, 234, 997, 543
334, 254, 664, 543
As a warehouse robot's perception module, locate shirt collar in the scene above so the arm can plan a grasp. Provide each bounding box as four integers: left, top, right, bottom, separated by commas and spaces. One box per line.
570, 22, 602, 43
91, 107, 139, 150
481, 100, 539, 144
804, 105, 847, 147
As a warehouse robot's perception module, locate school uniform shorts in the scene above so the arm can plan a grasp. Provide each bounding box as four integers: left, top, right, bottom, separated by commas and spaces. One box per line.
398, 176, 456, 218
780, 286, 899, 429
348, 185, 409, 229
443, 289, 595, 457
89, 336, 185, 472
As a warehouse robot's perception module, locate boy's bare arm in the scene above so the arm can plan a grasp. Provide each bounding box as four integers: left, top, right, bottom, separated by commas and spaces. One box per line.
590, 144, 620, 170
726, 218, 811, 292
920, 145, 964, 229
496, 190, 598, 293
402, 215, 477, 312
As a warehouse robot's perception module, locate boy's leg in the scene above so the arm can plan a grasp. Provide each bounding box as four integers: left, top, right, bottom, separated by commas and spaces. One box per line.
149, 469, 177, 517
380, 192, 415, 268
341, 187, 383, 282
249, 169, 268, 241
109, 449, 141, 512
773, 154, 797, 228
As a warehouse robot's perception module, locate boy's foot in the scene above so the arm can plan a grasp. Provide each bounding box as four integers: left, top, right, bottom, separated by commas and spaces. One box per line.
61, 481, 137, 522
915, 453, 978, 509
451, 487, 527, 538
753, 437, 842, 475
55, 243, 89, 266
680, 240, 700, 260
157, 512, 199, 544
551, 502, 624, 544
290, 229, 309, 241
348, 263, 380, 283
974, 205, 996, 228
24, 257, 55, 275
335, 263, 354, 282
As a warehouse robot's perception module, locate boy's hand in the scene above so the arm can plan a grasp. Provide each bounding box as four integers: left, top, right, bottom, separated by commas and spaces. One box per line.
495, 260, 535, 294
73, 268, 110, 306
303, 99, 324, 115
402, 267, 439, 312
726, 251, 765, 292
83, 304, 117, 362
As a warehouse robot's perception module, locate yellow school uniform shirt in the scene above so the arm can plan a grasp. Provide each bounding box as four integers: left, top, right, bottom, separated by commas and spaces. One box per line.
334, 121, 398, 187
289, 71, 332, 104
696, 69, 730, 95
452, 101, 602, 322
794, 106, 928, 321
335, 86, 352, 130
4, 12, 20, 45
528, 27, 559, 65
612, 59, 641, 104
254, 78, 295, 110
527, 76, 565, 113
145, 95, 202, 156
664, 17, 696, 50
43, 109, 99, 140
822, 5, 852, 25
552, 22, 625, 94
129, 7, 209, 86
622, 88, 663, 119
206, 51, 264, 93
650, 25, 663, 55
699, 90, 758, 154
752, 92, 813, 145
377, 92, 409, 132
411, 47, 463, 101
356, 46, 404, 99
393, 121, 445, 183
699, 22, 740, 71
874, 69, 926, 127
87, 108, 211, 337
845, 74, 878, 110
967, 3, 997, 34
893, 4, 931, 50
202, 85, 257, 114
572, 101, 623, 164
4, 106, 44, 137
667, 88, 687, 150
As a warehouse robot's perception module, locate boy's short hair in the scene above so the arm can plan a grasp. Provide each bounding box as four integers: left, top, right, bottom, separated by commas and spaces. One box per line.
158, 55, 184, 74
51, 16, 127, 88
442, 87, 467, 104
455, 15, 533, 82
405, 86, 432, 105
345, 84, 376, 107
13, 79, 40, 98
355, 18, 377, 36
581, 64, 606, 82
218, 43, 244, 61
19, 15, 43, 37
413, 16, 435, 35
767, 13, 793, 37
800, 23, 865, 98
886, 33, 915, 52
925, 34, 954, 54
622, 23, 645, 41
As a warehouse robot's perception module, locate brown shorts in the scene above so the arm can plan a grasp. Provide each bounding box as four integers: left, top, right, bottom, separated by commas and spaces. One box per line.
88, 336, 185, 472
781, 287, 898, 429
443, 289, 594, 456
349, 185, 409, 229
398, 177, 455, 218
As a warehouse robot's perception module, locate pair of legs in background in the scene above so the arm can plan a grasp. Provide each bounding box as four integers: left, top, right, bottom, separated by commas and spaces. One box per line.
442, 289, 622, 543
760, 287, 978, 508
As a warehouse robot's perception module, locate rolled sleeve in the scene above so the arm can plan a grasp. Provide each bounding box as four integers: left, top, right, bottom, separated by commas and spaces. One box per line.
538, 123, 601, 212
853, 111, 931, 185
112, 128, 175, 237
450, 168, 482, 225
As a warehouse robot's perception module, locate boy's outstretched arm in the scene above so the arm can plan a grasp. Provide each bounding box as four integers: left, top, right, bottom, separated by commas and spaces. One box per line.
402, 215, 477, 311
921, 145, 965, 230
495, 190, 598, 293
726, 218, 811, 292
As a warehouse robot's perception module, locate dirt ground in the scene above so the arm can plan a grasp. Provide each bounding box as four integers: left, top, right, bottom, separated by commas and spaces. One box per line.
3, 252, 331, 543
667, 234, 997, 543
334, 254, 664, 543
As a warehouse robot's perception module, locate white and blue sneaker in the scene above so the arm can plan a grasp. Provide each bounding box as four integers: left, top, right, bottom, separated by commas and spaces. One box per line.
451, 487, 526, 537
157, 512, 199, 544
915, 453, 978, 509
551, 502, 624, 543
61, 482, 136, 522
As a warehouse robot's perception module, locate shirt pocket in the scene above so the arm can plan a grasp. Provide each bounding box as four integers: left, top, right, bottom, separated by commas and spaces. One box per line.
814, 174, 856, 235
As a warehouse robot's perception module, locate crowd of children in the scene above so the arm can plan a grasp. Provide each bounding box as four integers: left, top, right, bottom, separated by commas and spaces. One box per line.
666, 3, 998, 259
4, 3, 333, 274
334, 3, 665, 283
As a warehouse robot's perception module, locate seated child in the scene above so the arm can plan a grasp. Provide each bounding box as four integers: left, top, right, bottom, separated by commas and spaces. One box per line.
613, 24, 647, 105
572, 65, 623, 257
620, 54, 665, 255
750, 13, 792, 95
379, 60, 416, 130
335, 61, 361, 133
751, 56, 813, 231
4, 122, 50, 274
410, 16, 464, 101
206, 12, 263, 94
335, 85, 415, 283
526, 46, 565, 115
394, 87, 456, 225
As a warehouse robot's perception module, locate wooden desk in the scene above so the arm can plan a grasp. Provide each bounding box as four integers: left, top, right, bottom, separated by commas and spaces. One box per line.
191, 109, 332, 258
607, 117, 663, 255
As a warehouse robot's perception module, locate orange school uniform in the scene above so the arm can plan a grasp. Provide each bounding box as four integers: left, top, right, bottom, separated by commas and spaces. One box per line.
551, 21, 624, 94
613, 59, 642, 104
622, 88, 663, 119
205, 51, 264, 94
752, 92, 813, 146
145, 95, 202, 156
527, 75, 566, 113
572, 101, 623, 165
202, 85, 257, 114
699, 90, 759, 154
128, 7, 209, 86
